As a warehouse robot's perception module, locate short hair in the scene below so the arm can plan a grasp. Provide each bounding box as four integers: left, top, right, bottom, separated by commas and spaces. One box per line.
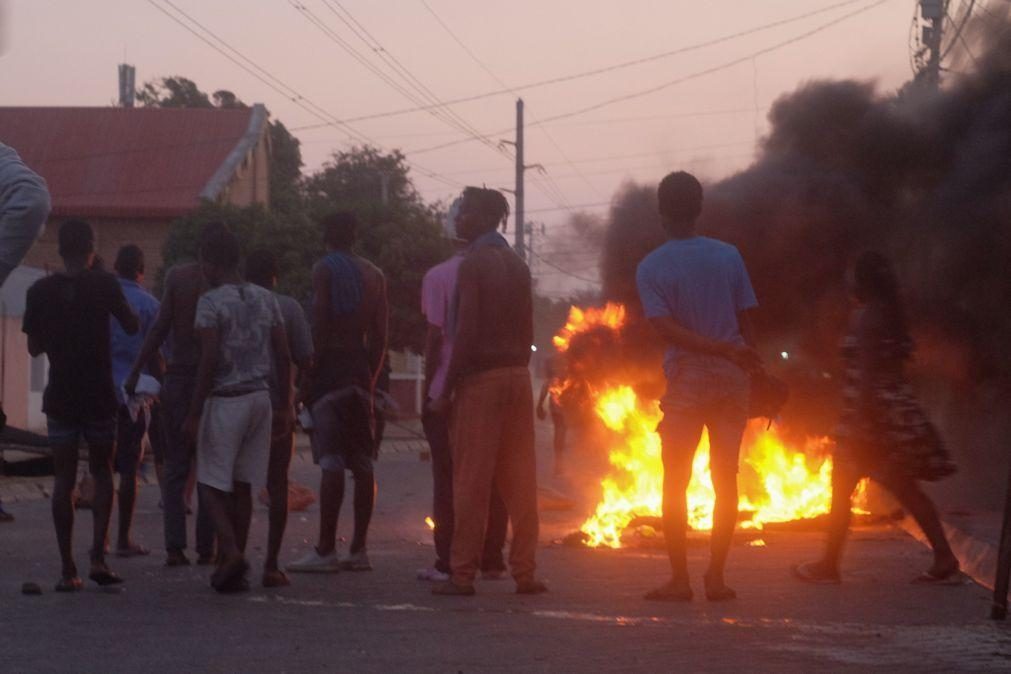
199, 226, 241, 271
462, 186, 510, 231
319, 211, 358, 249
114, 245, 145, 279
245, 248, 278, 287
58, 219, 95, 259
657, 171, 703, 223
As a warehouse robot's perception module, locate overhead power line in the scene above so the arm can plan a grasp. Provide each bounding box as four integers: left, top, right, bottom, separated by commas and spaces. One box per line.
291, 0, 871, 131
529, 249, 601, 285
146, 0, 463, 189
404, 0, 892, 156
420, 0, 587, 209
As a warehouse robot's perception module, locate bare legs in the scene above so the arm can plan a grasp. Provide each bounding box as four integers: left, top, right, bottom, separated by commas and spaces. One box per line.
316, 470, 374, 556
200, 481, 252, 591
811, 465, 957, 580
51, 440, 117, 584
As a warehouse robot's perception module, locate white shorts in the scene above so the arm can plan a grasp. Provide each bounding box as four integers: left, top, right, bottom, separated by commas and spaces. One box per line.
196, 390, 272, 492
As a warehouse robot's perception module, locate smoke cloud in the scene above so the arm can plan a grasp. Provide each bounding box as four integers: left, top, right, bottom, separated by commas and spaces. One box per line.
584, 11, 1011, 506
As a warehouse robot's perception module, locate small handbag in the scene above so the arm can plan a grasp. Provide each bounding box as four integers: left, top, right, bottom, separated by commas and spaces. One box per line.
749, 369, 789, 424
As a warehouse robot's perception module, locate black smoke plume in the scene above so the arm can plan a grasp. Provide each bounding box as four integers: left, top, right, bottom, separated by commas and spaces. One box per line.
584, 11, 1011, 506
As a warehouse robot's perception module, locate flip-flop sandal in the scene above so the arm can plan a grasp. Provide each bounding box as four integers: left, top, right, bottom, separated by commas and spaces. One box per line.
55, 577, 83, 593
703, 584, 738, 602
218, 575, 251, 594
262, 570, 291, 588
88, 569, 124, 586
644, 583, 694, 602
211, 558, 250, 592
115, 544, 150, 558
911, 569, 964, 585
791, 563, 841, 585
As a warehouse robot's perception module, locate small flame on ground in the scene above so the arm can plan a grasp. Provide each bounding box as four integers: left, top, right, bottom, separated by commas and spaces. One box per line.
747, 539, 767, 547
424, 516, 435, 530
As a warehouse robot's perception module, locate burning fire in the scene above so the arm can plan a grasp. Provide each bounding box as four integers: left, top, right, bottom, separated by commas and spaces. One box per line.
425, 516, 435, 531
553, 303, 867, 548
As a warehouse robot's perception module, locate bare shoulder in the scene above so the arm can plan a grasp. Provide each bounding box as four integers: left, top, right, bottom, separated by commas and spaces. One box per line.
354, 255, 384, 281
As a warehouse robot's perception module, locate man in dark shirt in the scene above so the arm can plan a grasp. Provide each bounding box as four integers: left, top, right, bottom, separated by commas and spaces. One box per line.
125, 223, 225, 567
430, 187, 546, 597
23, 220, 139, 591
288, 212, 387, 574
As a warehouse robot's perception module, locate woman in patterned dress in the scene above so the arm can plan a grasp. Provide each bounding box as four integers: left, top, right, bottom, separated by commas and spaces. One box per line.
794, 252, 958, 585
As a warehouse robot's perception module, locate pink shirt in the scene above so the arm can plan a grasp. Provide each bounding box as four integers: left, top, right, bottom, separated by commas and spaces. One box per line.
421, 254, 463, 400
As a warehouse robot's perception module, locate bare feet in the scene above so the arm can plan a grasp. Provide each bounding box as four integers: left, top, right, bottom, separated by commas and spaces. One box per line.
703, 573, 737, 601
262, 569, 291, 588
791, 561, 841, 585
644, 578, 693, 602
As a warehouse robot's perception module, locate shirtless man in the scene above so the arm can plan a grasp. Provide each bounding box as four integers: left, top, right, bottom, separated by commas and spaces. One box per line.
124, 223, 226, 567
288, 212, 387, 574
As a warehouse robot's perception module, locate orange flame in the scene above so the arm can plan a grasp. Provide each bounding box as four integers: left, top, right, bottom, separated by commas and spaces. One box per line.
553, 303, 626, 353
553, 304, 868, 548
425, 516, 435, 530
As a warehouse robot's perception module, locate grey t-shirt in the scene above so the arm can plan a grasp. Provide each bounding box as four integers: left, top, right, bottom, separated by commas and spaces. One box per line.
194, 282, 283, 395
269, 292, 313, 408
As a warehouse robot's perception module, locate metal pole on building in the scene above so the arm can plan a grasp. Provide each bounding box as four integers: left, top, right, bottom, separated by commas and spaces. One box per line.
920, 0, 946, 89
515, 98, 525, 261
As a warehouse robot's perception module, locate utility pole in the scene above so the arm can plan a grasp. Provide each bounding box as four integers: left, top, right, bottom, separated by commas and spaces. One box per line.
514, 98, 526, 261
920, 0, 946, 89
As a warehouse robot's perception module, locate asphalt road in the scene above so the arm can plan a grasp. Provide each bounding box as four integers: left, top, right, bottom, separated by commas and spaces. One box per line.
1, 426, 1009, 673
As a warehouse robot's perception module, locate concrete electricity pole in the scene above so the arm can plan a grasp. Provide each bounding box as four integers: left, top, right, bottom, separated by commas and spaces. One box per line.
920, 0, 946, 89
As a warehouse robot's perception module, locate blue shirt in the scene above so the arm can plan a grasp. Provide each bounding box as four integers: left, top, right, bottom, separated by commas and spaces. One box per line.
110, 278, 160, 404
636, 236, 758, 381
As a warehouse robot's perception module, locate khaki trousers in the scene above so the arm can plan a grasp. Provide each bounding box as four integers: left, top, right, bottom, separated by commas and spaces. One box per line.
450, 366, 539, 585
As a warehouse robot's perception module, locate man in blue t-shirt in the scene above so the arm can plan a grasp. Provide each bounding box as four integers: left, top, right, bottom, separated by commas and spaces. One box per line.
636, 171, 761, 603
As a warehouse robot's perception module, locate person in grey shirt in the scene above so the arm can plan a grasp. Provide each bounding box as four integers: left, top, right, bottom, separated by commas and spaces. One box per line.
0, 143, 51, 522
245, 249, 314, 588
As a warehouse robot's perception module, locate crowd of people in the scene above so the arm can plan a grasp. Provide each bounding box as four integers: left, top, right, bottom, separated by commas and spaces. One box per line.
0, 137, 959, 600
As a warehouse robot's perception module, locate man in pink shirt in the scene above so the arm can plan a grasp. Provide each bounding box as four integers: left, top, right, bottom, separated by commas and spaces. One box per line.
417, 203, 508, 582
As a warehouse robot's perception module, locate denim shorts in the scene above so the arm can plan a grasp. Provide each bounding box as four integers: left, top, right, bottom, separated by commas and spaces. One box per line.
657, 365, 749, 477
46, 416, 116, 448
309, 388, 374, 477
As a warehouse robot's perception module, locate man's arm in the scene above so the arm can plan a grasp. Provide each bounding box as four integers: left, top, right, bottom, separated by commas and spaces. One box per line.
310, 263, 330, 358
271, 323, 294, 417
422, 323, 442, 401
440, 259, 479, 401
0, 144, 50, 287
125, 271, 176, 393
108, 277, 139, 336
368, 273, 389, 382
647, 315, 761, 372
182, 326, 219, 444
737, 309, 757, 348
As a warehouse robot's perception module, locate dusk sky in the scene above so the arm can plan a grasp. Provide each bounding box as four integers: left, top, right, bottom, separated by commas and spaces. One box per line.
2, 0, 920, 291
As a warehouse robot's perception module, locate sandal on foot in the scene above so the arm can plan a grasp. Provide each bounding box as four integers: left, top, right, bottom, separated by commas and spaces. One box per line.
262, 569, 291, 588
912, 566, 963, 585
703, 577, 737, 602
211, 557, 249, 593
55, 577, 83, 593
88, 569, 124, 586
115, 543, 150, 558
644, 581, 693, 602
791, 562, 841, 585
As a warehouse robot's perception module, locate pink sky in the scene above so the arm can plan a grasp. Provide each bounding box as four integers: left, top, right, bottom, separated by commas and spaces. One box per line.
1, 0, 920, 290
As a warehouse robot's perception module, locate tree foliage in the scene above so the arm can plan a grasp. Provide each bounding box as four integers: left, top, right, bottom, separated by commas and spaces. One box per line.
140, 77, 453, 352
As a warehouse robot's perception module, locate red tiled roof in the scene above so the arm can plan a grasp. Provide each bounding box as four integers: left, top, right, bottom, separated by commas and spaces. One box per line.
0, 107, 259, 219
